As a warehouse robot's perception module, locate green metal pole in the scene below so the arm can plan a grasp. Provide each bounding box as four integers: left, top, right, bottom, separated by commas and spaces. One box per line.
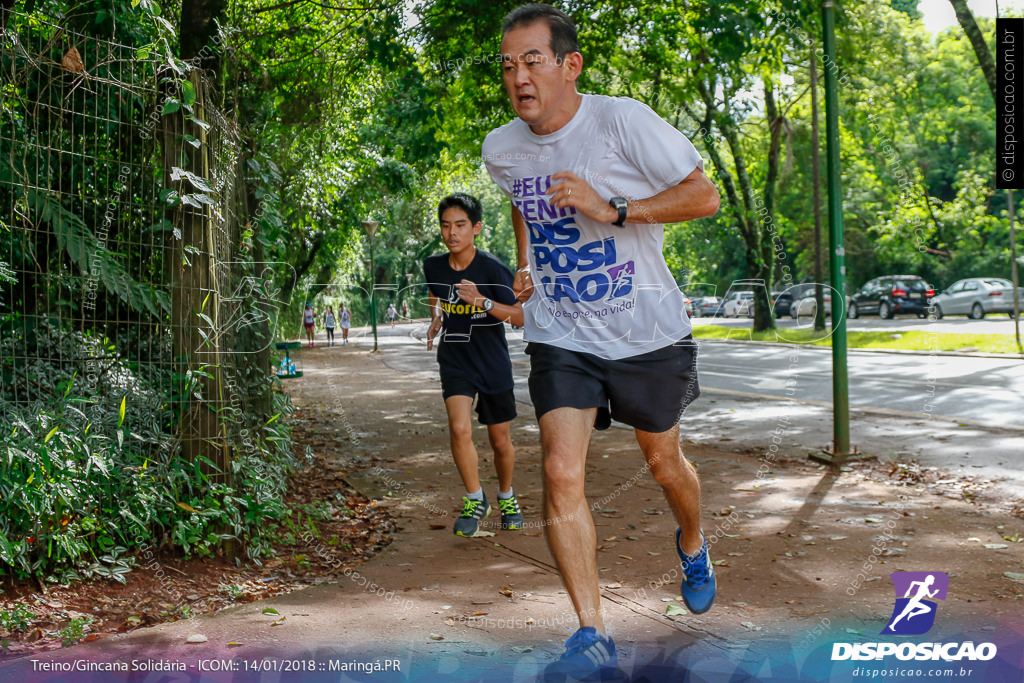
1011, 189, 1022, 354
821, 0, 852, 458
370, 237, 379, 352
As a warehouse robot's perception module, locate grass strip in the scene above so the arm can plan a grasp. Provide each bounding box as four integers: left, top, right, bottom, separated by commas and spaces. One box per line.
691, 325, 1023, 355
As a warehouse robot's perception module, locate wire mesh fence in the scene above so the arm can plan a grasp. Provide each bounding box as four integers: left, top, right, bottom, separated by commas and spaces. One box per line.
0, 8, 295, 577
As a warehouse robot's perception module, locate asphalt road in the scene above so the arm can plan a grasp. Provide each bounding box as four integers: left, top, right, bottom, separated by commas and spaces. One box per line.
364, 322, 1024, 429
359, 322, 1024, 494
691, 340, 1024, 429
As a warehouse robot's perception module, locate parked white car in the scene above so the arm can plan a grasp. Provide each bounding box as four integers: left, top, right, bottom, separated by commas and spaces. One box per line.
929, 278, 1021, 319
722, 291, 755, 318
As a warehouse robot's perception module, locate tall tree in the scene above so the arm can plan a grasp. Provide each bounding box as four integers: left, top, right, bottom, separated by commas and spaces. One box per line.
949, 0, 996, 101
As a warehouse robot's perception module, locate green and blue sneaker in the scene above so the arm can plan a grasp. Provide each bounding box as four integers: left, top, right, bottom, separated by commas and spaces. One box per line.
676, 528, 716, 614
498, 494, 524, 530
453, 494, 491, 537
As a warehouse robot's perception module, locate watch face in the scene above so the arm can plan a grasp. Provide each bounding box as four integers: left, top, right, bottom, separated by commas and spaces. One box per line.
483, 298, 494, 311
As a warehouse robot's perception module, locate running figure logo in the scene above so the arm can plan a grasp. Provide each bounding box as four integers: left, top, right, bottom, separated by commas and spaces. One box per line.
881, 572, 949, 635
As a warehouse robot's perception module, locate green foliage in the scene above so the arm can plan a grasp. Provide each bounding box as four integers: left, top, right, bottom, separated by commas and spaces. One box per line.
0, 370, 299, 581
0, 605, 36, 632
693, 325, 1022, 354
58, 616, 93, 646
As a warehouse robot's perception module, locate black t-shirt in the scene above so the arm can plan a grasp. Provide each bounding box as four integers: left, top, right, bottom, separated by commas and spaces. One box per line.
423, 249, 517, 394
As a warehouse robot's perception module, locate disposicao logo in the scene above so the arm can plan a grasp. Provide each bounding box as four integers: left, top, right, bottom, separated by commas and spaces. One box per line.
882, 571, 948, 636
831, 572, 997, 662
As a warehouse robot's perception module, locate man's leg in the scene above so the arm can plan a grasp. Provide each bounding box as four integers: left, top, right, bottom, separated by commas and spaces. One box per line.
486, 421, 514, 493
487, 420, 523, 530
445, 395, 480, 493
541, 407, 603, 632
635, 424, 703, 554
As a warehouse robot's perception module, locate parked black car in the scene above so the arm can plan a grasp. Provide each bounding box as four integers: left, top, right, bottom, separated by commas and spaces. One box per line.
772, 283, 817, 317
772, 291, 794, 317
848, 275, 935, 319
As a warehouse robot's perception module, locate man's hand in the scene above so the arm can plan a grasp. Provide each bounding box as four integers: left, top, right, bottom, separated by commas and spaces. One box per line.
455, 279, 483, 307
426, 316, 442, 351
513, 267, 534, 303
548, 171, 618, 223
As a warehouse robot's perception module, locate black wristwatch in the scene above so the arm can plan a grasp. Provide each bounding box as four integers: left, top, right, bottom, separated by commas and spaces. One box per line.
481, 298, 494, 312
609, 196, 628, 227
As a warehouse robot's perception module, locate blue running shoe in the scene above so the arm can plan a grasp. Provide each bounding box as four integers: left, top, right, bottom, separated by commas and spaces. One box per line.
543, 627, 617, 682
453, 495, 491, 537
676, 528, 716, 614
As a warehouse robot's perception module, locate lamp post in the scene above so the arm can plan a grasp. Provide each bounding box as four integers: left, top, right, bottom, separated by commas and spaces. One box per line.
362, 220, 380, 352
403, 273, 414, 322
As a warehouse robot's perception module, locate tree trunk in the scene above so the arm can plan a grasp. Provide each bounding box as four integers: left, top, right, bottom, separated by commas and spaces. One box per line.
162, 70, 229, 483
238, 144, 274, 418
757, 80, 783, 332
179, 0, 228, 75
949, 0, 996, 102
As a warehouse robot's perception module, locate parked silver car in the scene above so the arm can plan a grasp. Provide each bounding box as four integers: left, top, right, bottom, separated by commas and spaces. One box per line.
691, 296, 724, 317
723, 291, 755, 318
791, 291, 832, 319
929, 278, 1021, 319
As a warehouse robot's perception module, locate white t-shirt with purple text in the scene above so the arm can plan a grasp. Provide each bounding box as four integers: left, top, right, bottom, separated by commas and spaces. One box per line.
483, 94, 703, 360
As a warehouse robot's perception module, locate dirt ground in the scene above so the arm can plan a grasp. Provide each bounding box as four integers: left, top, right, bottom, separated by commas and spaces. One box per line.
3, 330, 1023, 682
0, 386, 393, 658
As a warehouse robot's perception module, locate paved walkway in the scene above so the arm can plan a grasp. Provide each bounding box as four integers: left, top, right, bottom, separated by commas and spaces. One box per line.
4, 328, 1022, 683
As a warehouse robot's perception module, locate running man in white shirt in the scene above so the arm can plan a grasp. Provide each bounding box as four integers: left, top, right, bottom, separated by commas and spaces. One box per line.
483, 4, 721, 679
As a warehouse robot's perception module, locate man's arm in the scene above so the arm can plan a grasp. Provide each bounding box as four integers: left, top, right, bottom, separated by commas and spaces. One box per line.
426, 292, 443, 351
511, 206, 533, 302
455, 280, 524, 327
548, 167, 720, 225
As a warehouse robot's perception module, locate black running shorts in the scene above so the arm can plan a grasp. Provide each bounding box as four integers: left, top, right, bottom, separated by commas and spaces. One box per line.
525, 336, 700, 433
440, 372, 517, 426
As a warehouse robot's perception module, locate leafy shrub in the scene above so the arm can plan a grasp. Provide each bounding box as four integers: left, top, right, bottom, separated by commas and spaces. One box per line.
0, 604, 36, 632
0, 321, 299, 583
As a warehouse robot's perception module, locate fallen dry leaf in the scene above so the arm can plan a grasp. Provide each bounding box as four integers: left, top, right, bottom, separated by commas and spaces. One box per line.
61, 47, 84, 73
665, 603, 687, 617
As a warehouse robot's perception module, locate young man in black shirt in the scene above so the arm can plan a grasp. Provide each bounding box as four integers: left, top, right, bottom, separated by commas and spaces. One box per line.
424, 194, 525, 537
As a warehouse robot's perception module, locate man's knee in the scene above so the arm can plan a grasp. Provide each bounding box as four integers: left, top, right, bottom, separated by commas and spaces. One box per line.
448, 419, 473, 444
543, 457, 584, 495
488, 430, 513, 454
644, 447, 694, 487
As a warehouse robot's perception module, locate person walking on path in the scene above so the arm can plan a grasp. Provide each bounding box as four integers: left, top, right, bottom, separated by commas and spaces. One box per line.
324, 305, 337, 347
424, 193, 526, 538
482, 4, 721, 679
339, 303, 351, 345
387, 303, 397, 327
302, 303, 316, 348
